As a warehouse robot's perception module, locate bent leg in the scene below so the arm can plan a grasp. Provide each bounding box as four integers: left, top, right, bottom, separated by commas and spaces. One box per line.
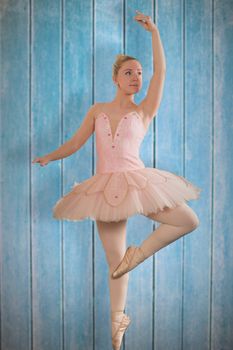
96, 219, 129, 313
140, 202, 200, 258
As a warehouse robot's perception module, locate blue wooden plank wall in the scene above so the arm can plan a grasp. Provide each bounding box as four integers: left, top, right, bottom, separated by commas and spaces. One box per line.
1, 0, 233, 349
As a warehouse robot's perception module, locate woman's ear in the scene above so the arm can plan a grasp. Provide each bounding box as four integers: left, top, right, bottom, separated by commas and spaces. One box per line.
112, 77, 119, 87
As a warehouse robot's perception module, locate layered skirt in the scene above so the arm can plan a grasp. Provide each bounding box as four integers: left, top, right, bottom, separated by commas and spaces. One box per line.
52, 167, 202, 223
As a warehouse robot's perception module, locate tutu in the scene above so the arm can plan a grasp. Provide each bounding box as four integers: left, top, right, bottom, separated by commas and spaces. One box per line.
53, 167, 201, 222
52, 111, 202, 222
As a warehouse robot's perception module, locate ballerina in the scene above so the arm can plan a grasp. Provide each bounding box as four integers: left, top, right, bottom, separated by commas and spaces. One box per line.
32, 10, 201, 350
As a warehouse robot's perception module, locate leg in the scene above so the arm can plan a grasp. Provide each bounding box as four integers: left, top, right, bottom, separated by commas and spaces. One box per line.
112, 202, 200, 279
96, 219, 131, 348
96, 219, 129, 313
140, 202, 200, 258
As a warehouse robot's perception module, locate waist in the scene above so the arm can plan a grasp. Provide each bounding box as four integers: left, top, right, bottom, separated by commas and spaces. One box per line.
96, 155, 145, 174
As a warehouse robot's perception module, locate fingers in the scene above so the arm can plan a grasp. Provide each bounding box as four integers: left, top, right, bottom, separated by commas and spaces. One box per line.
134, 13, 150, 23
32, 157, 44, 165
134, 16, 146, 24
135, 20, 146, 28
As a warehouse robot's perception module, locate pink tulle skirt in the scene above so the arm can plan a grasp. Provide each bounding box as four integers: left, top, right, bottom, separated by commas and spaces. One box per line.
52, 167, 202, 223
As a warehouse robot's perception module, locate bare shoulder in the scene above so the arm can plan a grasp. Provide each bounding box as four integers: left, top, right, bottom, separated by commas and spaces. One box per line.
90, 102, 105, 120
83, 102, 103, 123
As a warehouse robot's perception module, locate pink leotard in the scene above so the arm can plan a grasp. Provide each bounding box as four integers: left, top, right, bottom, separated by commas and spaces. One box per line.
95, 111, 147, 174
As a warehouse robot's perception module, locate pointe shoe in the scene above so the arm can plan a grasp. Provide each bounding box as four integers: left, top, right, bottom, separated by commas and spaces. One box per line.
111, 245, 146, 279
111, 311, 131, 350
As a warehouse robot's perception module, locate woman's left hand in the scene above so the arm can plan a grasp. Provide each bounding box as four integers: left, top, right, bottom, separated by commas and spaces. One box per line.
134, 10, 158, 33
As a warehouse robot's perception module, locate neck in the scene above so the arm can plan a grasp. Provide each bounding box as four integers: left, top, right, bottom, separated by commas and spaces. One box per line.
111, 89, 135, 108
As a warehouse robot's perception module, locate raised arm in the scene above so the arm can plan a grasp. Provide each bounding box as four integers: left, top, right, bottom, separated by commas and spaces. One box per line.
134, 11, 166, 120
32, 103, 98, 166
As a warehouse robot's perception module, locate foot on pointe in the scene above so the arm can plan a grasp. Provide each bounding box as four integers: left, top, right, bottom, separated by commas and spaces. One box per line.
111, 311, 131, 350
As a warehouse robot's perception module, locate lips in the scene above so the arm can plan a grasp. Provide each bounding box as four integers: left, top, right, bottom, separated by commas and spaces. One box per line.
129, 84, 138, 87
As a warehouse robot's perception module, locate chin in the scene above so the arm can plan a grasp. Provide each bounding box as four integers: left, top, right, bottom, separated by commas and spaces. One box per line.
128, 86, 140, 92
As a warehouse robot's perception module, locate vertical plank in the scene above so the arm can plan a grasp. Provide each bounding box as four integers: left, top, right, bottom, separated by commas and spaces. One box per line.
0, 1, 31, 349
94, 1, 124, 349
32, 0, 62, 348
62, 0, 94, 349
125, 2, 155, 350
213, 0, 233, 349
183, 0, 211, 349
155, 0, 184, 348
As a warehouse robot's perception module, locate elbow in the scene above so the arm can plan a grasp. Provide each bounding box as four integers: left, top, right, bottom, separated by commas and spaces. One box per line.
68, 139, 79, 154
158, 66, 166, 74
153, 68, 166, 77
71, 138, 86, 153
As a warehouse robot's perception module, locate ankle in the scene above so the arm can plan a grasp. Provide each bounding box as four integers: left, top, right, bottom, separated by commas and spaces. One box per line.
111, 309, 124, 313
111, 310, 124, 317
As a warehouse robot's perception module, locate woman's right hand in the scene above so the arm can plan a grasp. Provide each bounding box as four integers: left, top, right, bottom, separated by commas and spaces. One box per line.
32, 155, 51, 167
134, 10, 158, 33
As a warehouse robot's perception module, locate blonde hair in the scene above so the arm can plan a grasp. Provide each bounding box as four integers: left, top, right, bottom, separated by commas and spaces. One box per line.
112, 54, 138, 78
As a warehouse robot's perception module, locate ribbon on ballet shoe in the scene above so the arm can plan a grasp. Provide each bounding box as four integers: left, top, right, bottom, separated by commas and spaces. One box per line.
111, 246, 147, 279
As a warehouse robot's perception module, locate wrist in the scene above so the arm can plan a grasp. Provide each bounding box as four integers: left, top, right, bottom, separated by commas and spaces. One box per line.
46, 154, 53, 162
151, 27, 159, 34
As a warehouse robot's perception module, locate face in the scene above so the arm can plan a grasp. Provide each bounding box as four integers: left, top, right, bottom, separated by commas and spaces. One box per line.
113, 60, 143, 93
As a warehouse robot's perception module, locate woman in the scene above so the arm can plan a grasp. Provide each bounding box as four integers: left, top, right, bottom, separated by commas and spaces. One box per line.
32, 10, 201, 350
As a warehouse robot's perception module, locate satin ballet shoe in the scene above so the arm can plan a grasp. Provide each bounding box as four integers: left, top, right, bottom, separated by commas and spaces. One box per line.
111, 311, 131, 350
111, 245, 147, 279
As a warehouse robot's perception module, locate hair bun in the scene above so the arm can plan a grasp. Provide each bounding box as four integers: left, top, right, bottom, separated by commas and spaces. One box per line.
112, 53, 138, 78
116, 53, 125, 59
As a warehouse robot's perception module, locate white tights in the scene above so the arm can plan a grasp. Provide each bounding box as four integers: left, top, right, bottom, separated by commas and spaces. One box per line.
96, 202, 200, 314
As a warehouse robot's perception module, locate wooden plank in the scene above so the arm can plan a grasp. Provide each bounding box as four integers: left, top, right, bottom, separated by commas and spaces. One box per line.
125, 2, 155, 350
0, 1, 31, 349
31, 1, 62, 348
153, 1, 184, 349
62, 0, 94, 349
212, 0, 233, 349
94, 1, 124, 349
183, 0, 211, 349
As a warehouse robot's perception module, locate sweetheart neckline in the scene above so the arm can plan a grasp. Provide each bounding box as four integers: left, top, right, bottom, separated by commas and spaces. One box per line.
95, 111, 147, 143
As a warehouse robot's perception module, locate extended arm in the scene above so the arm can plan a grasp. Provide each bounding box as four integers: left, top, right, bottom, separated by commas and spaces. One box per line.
46, 103, 97, 162
151, 27, 166, 73
131, 9, 167, 121
141, 27, 166, 119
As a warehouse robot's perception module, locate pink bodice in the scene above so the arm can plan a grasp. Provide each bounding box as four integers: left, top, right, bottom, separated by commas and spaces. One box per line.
95, 111, 147, 174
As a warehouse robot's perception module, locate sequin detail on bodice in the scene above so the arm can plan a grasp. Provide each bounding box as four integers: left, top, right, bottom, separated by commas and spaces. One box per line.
95, 111, 147, 174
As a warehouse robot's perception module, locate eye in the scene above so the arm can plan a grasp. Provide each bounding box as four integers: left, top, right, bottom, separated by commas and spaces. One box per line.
125, 71, 142, 75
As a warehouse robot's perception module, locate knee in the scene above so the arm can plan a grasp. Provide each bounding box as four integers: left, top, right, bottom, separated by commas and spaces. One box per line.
187, 213, 200, 231
106, 250, 126, 273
